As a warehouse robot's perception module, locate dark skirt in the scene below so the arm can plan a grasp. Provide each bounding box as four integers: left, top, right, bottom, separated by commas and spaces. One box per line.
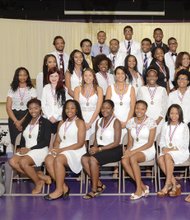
8, 110, 28, 145
85, 145, 123, 166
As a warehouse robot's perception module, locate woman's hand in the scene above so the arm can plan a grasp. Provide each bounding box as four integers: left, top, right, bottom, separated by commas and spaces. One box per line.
85, 122, 92, 130
14, 120, 22, 131
89, 146, 99, 155
162, 147, 172, 154
121, 121, 127, 129
49, 148, 62, 156
49, 116, 57, 124
19, 148, 30, 155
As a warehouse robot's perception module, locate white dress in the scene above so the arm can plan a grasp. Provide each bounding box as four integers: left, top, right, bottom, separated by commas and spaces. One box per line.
168, 87, 190, 124
137, 86, 168, 139
129, 73, 143, 95
79, 92, 99, 140
16, 125, 48, 167
96, 72, 115, 95
110, 84, 132, 140
41, 84, 63, 121
126, 117, 157, 161
58, 120, 86, 173
159, 122, 189, 164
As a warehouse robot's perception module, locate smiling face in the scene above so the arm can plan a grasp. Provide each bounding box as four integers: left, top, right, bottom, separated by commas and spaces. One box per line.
135, 102, 147, 119
65, 101, 77, 119
97, 32, 106, 44
74, 52, 83, 65
181, 54, 190, 68
98, 59, 109, 73
153, 30, 163, 43
83, 70, 94, 85
47, 56, 57, 70
49, 72, 59, 85
168, 39, 178, 52
177, 74, 189, 88
54, 38, 65, 52
141, 40, 152, 53
109, 39, 119, 54
18, 70, 28, 84
28, 103, 41, 119
146, 70, 158, 86
101, 102, 114, 118
127, 56, 137, 69
154, 48, 164, 62
81, 41, 92, 55
169, 107, 179, 124
124, 27, 133, 41
115, 68, 126, 82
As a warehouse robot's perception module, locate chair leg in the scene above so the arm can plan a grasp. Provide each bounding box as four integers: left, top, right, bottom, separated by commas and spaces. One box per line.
9, 170, 14, 194
85, 175, 89, 194
118, 163, 121, 194
122, 170, 126, 193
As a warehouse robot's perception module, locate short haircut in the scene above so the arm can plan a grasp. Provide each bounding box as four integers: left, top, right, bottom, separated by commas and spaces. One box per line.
168, 37, 177, 45
109, 38, 119, 44
123, 25, 133, 33
141, 38, 152, 45
166, 104, 184, 125
27, 98, 41, 108
146, 67, 159, 77
103, 99, 115, 109
135, 100, 148, 109
174, 69, 190, 89
53, 36, 65, 45
153, 28, 163, 34
97, 31, 106, 36
80, 38, 92, 47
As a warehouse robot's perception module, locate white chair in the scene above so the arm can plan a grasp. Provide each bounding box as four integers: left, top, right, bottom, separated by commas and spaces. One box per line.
85, 133, 121, 195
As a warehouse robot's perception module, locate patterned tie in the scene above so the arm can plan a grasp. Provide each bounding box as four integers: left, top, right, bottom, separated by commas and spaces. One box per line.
59, 54, 65, 81
99, 46, 103, 53
143, 53, 148, 77
127, 41, 131, 55
112, 56, 116, 70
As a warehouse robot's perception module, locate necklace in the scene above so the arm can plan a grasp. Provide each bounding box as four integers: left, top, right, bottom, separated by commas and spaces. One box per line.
63, 116, 77, 139
100, 115, 115, 140
135, 116, 147, 142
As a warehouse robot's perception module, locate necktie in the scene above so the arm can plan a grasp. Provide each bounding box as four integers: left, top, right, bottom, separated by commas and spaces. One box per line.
112, 56, 116, 69
99, 46, 103, 53
127, 41, 131, 55
59, 54, 65, 81
143, 53, 148, 77
171, 53, 177, 56
86, 55, 93, 69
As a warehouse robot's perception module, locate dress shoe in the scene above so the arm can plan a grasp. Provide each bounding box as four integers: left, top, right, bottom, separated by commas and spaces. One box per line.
44, 194, 63, 201
63, 186, 70, 200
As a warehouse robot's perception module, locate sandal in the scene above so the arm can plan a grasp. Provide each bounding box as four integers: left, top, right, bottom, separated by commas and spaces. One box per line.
185, 194, 190, 203
169, 184, 181, 197
96, 184, 106, 196
130, 193, 144, 200
83, 191, 97, 200
143, 185, 150, 197
157, 184, 172, 197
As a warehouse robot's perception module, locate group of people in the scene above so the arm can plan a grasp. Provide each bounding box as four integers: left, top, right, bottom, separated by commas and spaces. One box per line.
6, 25, 190, 202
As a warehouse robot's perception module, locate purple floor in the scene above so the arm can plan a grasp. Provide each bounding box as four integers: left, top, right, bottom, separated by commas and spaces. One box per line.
1, 160, 190, 220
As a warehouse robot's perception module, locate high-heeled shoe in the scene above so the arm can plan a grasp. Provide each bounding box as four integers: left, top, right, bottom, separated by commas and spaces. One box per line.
44, 193, 64, 201
157, 184, 172, 197
169, 184, 181, 197
63, 186, 70, 200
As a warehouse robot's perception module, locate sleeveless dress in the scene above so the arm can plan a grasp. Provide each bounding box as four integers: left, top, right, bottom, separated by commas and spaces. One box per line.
16, 124, 48, 167
58, 119, 86, 173
111, 84, 132, 141
79, 92, 99, 140
126, 117, 156, 161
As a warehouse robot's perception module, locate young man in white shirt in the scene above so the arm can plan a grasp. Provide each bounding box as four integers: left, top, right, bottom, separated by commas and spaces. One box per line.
107, 38, 126, 72
119, 25, 140, 56
50, 36, 69, 78
91, 31, 109, 57
136, 38, 153, 80
164, 37, 178, 84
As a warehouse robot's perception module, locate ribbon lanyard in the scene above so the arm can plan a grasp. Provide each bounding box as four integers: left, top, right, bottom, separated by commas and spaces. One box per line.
85, 84, 93, 106
63, 116, 77, 139
169, 124, 178, 147
28, 115, 41, 138
147, 86, 157, 105
115, 83, 126, 106
100, 115, 115, 140
135, 116, 147, 142
19, 87, 27, 106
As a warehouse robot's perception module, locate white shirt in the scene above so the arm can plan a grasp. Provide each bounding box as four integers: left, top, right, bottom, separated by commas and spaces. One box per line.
91, 43, 110, 57
36, 72, 43, 100
41, 84, 63, 121
136, 51, 152, 75
164, 51, 177, 82
119, 40, 140, 56
50, 51, 69, 72
7, 87, 37, 111
168, 87, 190, 124
107, 52, 126, 70
96, 72, 115, 95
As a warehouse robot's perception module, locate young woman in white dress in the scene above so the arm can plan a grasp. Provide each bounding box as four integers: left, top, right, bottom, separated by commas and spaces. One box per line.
122, 100, 156, 200
124, 54, 144, 95
95, 54, 115, 96
82, 100, 122, 199
74, 68, 103, 141
44, 100, 86, 200
6, 67, 36, 145
168, 69, 190, 127
157, 104, 189, 197
41, 67, 66, 134
9, 98, 51, 194
106, 66, 136, 138
137, 68, 168, 140
36, 54, 57, 100
65, 49, 89, 98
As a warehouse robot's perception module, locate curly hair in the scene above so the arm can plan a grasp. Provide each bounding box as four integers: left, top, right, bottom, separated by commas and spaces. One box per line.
68, 49, 89, 74
93, 54, 112, 73
10, 67, 33, 92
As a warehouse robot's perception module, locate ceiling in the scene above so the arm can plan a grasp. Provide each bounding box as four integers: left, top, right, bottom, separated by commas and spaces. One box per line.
0, 0, 190, 22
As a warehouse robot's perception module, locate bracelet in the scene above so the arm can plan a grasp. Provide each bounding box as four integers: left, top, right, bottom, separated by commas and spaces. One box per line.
99, 147, 102, 152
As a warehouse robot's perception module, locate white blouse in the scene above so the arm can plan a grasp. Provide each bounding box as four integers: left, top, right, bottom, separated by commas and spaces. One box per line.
7, 87, 37, 111
41, 84, 63, 121
159, 122, 189, 153
96, 72, 115, 95
23, 124, 39, 148
168, 87, 190, 124
36, 72, 43, 100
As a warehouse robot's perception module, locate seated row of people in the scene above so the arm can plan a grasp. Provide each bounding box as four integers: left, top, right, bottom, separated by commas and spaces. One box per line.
8, 98, 190, 203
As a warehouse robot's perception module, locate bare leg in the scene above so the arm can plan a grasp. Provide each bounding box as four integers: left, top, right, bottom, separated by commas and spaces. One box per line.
130, 152, 146, 196
9, 155, 25, 174
89, 156, 100, 192
81, 155, 91, 177
45, 155, 56, 180
48, 154, 68, 199
19, 156, 44, 194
